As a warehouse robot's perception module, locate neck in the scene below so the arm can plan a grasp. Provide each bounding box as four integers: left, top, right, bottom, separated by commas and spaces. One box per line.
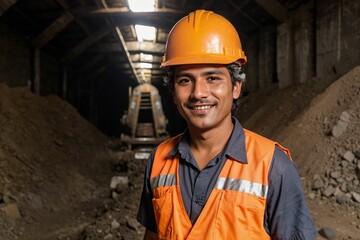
189, 125, 232, 149
188, 117, 234, 169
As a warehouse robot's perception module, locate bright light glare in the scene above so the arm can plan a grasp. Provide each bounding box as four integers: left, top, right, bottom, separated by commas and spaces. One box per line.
140, 62, 153, 69
140, 53, 153, 62
135, 25, 156, 42
128, 0, 155, 12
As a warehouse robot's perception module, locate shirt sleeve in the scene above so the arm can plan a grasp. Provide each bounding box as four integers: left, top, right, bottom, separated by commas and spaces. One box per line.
265, 146, 318, 240
136, 148, 158, 233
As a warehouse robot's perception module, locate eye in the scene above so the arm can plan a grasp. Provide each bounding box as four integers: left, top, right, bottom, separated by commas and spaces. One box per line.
207, 76, 220, 82
176, 78, 191, 85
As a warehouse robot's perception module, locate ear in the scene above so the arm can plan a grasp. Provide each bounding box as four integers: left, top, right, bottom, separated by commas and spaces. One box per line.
232, 80, 242, 99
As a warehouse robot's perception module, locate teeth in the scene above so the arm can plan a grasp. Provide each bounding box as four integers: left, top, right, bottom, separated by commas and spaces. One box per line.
193, 105, 211, 110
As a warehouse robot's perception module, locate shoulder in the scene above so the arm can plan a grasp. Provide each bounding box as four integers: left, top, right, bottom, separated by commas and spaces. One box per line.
266, 147, 318, 239
268, 146, 295, 183
156, 133, 183, 155
243, 128, 275, 143
243, 128, 277, 151
243, 129, 277, 164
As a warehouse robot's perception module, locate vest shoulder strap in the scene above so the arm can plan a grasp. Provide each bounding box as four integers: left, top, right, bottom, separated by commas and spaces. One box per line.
151, 134, 182, 178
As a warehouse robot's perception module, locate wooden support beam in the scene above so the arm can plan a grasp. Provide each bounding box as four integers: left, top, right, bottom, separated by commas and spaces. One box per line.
113, 26, 141, 83
130, 54, 162, 63
62, 66, 67, 99
94, 0, 142, 83
95, 42, 165, 55
133, 62, 161, 69
32, 11, 74, 48
60, 27, 111, 64
136, 69, 152, 74
39, 8, 177, 28
228, 0, 262, 28
56, 0, 91, 34
71, 7, 180, 28
34, 49, 41, 95
150, 69, 164, 75
0, 0, 17, 16
112, 55, 161, 65
126, 41, 165, 54
254, 0, 289, 23
72, 7, 181, 17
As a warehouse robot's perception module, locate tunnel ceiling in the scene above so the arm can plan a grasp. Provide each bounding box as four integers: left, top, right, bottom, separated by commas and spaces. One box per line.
0, 0, 310, 86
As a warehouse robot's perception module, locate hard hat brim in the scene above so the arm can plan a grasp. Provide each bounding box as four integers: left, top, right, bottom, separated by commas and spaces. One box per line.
160, 54, 247, 68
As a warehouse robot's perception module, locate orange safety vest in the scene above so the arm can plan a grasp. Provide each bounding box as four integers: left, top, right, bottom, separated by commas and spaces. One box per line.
150, 129, 291, 240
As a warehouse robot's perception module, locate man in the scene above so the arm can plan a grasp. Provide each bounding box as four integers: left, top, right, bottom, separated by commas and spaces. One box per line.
137, 9, 318, 239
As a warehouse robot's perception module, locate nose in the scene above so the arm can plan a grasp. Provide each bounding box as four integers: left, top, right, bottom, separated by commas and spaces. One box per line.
191, 80, 209, 99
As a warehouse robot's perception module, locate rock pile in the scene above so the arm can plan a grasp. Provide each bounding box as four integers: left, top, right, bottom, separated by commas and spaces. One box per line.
331, 111, 351, 137
0, 84, 118, 240
309, 147, 360, 206
79, 151, 146, 240
259, 67, 360, 238
309, 109, 359, 206
305, 106, 360, 210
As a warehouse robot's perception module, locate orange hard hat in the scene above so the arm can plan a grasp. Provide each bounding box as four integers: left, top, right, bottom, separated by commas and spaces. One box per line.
160, 9, 247, 68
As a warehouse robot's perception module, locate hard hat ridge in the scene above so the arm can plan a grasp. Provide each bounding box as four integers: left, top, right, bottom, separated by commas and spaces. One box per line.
188, 9, 211, 32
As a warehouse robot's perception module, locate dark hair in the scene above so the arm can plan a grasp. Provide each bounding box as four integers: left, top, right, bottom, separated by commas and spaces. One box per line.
163, 62, 246, 114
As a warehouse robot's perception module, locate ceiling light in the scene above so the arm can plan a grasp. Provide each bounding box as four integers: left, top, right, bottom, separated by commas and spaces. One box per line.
135, 25, 156, 42
140, 62, 153, 69
140, 53, 153, 62
127, 0, 155, 12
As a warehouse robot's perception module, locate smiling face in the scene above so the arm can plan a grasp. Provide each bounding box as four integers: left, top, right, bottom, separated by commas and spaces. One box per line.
173, 64, 241, 132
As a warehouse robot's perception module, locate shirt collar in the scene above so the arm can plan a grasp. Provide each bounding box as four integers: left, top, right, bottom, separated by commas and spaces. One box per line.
166, 117, 248, 164
167, 129, 190, 160
225, 117, 248, 164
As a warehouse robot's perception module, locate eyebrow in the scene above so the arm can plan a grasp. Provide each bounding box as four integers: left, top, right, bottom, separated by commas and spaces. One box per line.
175, 69, 226, 78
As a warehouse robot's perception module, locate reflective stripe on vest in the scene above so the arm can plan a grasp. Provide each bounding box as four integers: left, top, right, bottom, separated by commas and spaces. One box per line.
215, 176, 268, 198
151, 175, 268, 198
150, 174, 176, 189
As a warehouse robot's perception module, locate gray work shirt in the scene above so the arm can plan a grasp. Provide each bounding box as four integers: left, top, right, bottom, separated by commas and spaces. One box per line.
137, 117, 318, 239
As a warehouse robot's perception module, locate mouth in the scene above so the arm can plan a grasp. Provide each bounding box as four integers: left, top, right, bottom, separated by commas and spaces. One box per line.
192, 105, 212, 110
186, 103, 216, 114
184, 100, 217, 114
